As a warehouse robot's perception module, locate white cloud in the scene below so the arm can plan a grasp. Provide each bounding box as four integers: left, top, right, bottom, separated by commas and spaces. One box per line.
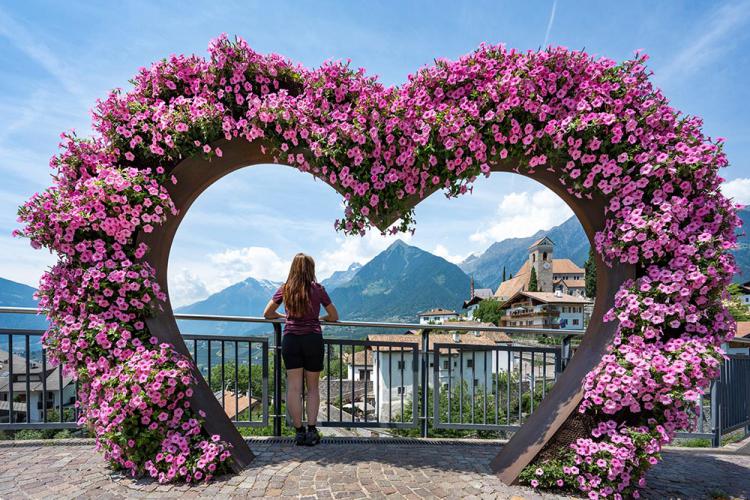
722, 177, 750, 205
169, 269, 211, 308
469, 188, 573, 245
0, 235, 57, 288
209, 246, 290, 285
432, 244, 467, 264
317, 231, 413, 280
657, 1, 750, 84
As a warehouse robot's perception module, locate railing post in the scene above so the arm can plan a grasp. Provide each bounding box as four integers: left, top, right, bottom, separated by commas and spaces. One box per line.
710, 375, 721, 448
421, 328, 430, 438
273, 322, 283, 437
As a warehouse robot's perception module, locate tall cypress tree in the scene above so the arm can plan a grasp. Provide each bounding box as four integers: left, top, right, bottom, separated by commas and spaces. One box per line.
528, 267, 538, 292
502, 266, 506, 282
585, 247, 597, 298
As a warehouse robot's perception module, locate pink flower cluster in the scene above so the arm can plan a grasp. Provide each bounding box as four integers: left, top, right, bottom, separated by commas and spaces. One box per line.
79, 343, 231, 481
15, 35, 740, 494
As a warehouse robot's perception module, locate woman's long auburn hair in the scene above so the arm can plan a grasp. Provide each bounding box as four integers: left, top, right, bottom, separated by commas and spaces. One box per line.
282, 253, 317, 317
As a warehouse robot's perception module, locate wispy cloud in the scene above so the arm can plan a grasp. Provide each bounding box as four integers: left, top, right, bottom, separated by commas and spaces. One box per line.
658, 1, 750, 83
543, 0, 558, 48
0, 7, 84, 97
722, 177, 750, 205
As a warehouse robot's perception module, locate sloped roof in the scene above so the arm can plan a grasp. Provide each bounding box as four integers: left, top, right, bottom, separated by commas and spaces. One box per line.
361, 330, 512, 352
474, 288, 494, 299
418, 308, 458, 316
737, 321, 750, 338
494, 261, 532, 300
494, 259, 585, 300
529, 236, 554, 249
506, 290, 591, 305
558, 279, 586, 288
552, 259, 584, 274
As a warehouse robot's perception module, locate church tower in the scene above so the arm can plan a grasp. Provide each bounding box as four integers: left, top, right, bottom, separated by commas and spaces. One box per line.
528, 237, 554, 293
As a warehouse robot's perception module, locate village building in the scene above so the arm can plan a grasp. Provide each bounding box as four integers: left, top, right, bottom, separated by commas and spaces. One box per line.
0, 350, 76, 423
738, 281, 750, 306
500, 290, 589, 330
494, 237, 586, 301
462, 276, 494, 319
417, 308, 459, 325
344, 329, 517, 421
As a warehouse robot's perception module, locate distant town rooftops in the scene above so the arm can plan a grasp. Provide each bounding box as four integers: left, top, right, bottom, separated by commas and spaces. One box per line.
351, 330, 512, 355
417, 308, 458, 317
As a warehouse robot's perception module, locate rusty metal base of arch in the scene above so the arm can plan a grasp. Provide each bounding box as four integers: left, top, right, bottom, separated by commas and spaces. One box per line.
138, 138, 635, 481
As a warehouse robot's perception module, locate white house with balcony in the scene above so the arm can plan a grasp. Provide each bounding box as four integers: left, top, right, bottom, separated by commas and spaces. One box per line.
417, 308, 459, 325
0, 349, 76, 423
500, 290, 590, 330
344, 328, 515, 422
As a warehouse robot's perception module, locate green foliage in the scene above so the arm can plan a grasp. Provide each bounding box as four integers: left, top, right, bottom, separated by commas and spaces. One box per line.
528, 267, 538, 292
727, 283, 750, 321
502, 266, 506, 282
472, 299, 505, 325
208, 361, 266, 397
585, 247, 597, 298
393, 372, 554, 439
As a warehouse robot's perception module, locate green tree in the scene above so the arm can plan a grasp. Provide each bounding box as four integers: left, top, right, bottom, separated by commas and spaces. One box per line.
528, 267, 538, 292
585, 247, 597, 298
727, 283, 750, 321
473, 299, 505, 325
393, 372, 554, 439
501, 267, 506, 282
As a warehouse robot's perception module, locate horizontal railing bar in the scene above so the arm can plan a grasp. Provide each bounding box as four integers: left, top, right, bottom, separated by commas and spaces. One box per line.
0, 306, 587, 336
182, 333, 269, 343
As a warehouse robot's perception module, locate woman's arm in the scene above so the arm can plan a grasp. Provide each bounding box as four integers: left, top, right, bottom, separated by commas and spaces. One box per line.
263, 299, 285, 320
320, 303, 339, 322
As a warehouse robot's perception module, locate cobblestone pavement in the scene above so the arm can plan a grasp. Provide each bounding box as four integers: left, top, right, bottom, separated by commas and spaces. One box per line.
0, 438, 749, 499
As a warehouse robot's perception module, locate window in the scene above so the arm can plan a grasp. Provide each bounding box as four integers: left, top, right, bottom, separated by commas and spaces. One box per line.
397, 386, 405, 395
467, 359, 474, 368
397, 360, 405, 370
573, 319, 580, 326
443, 360, 450, 369
473, 379, 479, 386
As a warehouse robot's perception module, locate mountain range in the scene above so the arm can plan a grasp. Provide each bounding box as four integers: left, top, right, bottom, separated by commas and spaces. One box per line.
734, 207, 750, 283
0, 277, 47, 330
2, 208, 748, 337
459, 215, 590, 291
327, 240, 470, 323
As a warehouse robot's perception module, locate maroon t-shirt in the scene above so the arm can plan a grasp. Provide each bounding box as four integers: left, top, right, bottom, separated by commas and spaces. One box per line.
272, 282, 331, 335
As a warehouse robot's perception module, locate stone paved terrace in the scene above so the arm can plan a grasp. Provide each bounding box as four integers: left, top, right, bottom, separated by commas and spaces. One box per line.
1, 437, 750, 499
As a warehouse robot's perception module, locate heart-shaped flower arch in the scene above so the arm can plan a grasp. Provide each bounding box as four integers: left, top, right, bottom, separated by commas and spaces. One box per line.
16, 35, 740, 497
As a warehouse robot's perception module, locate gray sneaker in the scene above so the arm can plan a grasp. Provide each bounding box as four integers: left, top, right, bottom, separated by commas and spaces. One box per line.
295, 428, 306, 446
305, 429, 321, 446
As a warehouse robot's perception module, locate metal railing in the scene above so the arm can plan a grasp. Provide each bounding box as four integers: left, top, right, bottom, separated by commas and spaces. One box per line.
1, 306, 749, 446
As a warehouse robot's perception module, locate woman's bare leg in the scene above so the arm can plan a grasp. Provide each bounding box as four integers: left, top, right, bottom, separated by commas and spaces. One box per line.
305, 370, 321, 426
286, 368, 304, 428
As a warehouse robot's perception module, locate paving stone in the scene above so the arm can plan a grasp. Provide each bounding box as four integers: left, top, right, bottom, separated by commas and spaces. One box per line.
1, 440, 749, 498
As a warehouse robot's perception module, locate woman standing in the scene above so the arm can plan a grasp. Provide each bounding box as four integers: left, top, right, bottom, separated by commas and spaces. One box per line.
263, 253, 338, 446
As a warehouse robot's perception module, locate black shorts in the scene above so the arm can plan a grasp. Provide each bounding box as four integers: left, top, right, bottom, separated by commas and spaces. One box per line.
281, 333, 324, 371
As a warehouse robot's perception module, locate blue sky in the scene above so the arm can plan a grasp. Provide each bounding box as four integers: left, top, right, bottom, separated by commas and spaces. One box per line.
1, 1, 749, 306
